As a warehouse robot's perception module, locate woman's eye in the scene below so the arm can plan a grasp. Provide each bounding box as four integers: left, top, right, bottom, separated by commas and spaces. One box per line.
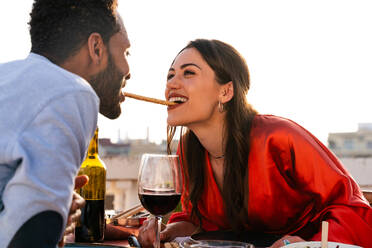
167, 74, 174, 80
184, 70, 195, 76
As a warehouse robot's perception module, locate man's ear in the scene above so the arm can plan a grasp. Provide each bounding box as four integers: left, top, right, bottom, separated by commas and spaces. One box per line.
219, 81, 234, 103
87, 33, 106, 67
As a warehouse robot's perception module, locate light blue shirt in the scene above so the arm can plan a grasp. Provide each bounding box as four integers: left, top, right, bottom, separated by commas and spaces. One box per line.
0, 53, 99, 247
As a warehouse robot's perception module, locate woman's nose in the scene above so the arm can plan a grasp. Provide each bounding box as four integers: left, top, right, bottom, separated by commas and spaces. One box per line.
166, 76, 181, 90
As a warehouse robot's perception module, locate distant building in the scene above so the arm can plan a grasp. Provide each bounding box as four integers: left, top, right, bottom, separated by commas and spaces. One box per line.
99, 138, 130, 156
103, 155, 140, 211
328, 124, 372, 190
341, 157, 372, 191
127, 139, 167, 158
99, 138, 179, 211
328, 123, 372, 158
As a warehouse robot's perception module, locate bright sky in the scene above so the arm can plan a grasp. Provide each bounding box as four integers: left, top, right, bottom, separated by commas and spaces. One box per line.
1, 0, 372, 145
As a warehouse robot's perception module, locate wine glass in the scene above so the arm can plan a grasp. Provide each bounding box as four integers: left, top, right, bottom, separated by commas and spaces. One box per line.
138, 153, 182, 248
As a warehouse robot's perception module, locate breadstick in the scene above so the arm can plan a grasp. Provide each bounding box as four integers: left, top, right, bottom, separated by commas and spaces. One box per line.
106, 204, 144, 224
124, 92, 176, 106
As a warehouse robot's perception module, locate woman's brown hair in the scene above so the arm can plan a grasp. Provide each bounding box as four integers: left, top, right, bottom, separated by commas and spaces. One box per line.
167, 39, 257, 230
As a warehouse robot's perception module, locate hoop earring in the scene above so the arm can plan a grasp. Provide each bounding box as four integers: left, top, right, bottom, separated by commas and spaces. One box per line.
218, 101, 224, 113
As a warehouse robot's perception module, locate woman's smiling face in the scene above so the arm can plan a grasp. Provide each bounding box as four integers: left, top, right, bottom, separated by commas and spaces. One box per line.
165, 48, 222, 128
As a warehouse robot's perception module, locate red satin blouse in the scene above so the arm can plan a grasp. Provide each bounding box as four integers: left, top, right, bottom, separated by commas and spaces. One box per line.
168, 115, 372, 247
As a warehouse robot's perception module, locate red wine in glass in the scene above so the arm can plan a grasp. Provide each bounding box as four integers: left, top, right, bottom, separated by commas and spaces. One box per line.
138, 154, 182, 248
139, 190, 181, 216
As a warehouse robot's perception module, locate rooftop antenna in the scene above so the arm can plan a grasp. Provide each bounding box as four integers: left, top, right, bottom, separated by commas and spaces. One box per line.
117, 128, 121, 143
146, 126, 150, 144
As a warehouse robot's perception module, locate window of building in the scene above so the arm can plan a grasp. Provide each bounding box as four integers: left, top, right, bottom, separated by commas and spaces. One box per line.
367, 141, 372, 149
328, 140, 336, 149
105, 194, 115, 210
343, 139, 354, 150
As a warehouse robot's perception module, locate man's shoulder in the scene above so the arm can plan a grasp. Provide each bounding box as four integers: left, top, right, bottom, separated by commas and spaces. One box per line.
0, 53, 94, 95
0, 53, 98, 144
28, 53, 95, 95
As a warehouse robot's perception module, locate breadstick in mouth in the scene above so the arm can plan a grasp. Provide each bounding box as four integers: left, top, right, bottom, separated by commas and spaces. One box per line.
123, 92, 177, 106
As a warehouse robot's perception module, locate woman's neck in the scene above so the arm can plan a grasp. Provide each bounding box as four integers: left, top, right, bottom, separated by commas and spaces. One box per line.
188, 114, 226, 158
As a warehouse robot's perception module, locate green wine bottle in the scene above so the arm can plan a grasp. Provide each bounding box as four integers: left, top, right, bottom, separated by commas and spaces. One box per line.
75, 128, 106, 242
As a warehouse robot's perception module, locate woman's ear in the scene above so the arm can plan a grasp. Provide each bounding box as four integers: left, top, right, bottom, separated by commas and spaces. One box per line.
220, 81, 234, 103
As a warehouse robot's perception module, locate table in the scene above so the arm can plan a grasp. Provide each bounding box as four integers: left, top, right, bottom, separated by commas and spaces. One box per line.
362, 190, 372, 205
66, 224, 140, 248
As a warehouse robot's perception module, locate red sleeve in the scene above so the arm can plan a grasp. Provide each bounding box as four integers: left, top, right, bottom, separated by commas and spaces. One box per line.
276, 118, 372, 246
168, 211, 191, 224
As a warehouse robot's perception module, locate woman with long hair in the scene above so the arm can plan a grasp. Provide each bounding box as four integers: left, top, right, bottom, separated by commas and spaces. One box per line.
138, 39, 372, 248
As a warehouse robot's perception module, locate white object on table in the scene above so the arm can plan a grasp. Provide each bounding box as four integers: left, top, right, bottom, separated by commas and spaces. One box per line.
282, 241, 361, 248
321, 221, 329, 248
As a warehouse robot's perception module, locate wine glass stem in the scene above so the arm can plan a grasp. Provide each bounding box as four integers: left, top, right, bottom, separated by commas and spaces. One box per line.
154, 215, 162, 248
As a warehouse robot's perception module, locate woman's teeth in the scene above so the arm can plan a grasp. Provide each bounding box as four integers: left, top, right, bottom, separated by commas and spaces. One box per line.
169, 97, 187, 104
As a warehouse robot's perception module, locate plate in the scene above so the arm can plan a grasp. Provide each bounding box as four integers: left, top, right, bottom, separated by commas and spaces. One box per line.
180, 237, 254, 248
282, 241, 362, 248
191, 230, 281, 247
65, 243, 123, 248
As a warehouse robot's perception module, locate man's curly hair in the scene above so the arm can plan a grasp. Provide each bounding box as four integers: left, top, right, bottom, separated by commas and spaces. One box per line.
29, 0, 120, 64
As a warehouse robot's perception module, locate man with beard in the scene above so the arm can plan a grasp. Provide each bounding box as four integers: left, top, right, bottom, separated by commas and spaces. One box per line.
0, 0, 130, 247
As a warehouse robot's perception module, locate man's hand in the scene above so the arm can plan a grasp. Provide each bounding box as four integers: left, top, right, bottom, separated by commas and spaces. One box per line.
58, 175, 89, 247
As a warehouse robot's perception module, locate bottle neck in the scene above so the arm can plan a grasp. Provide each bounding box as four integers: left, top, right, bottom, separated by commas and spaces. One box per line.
87, 128, 99, 158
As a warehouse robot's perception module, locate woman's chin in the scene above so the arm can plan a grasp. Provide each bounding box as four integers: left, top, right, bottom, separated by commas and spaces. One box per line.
167, 118, 183, 127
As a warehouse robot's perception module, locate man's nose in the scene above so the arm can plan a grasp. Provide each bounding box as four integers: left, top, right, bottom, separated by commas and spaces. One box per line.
125, 73, 131, 80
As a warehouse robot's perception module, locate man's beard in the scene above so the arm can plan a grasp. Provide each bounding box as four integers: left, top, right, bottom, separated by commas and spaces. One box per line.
89, 54, 125, 119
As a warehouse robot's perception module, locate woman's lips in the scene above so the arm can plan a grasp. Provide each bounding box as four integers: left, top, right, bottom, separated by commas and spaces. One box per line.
167, 102, 185, 110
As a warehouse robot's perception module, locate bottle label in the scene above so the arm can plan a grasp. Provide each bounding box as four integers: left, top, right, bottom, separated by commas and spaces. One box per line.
78, 167, 106, 200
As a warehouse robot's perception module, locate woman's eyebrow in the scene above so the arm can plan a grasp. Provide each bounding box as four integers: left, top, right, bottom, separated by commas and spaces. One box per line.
180, 63, 201, 70
168, 63, 201, 72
